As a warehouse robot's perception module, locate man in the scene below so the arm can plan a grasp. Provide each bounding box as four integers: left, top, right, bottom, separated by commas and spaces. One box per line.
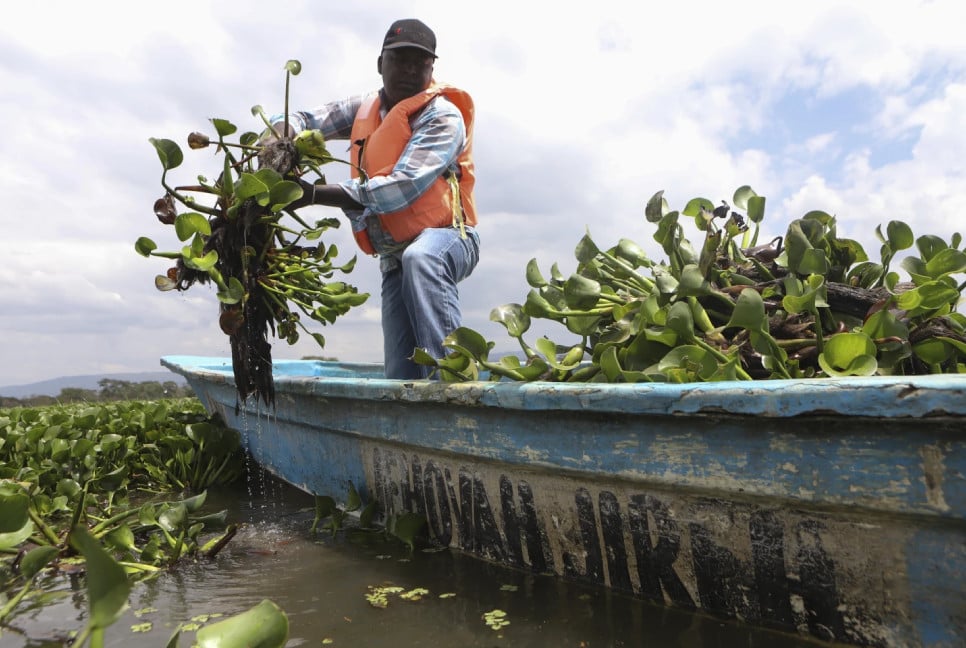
270, 18, 480, 379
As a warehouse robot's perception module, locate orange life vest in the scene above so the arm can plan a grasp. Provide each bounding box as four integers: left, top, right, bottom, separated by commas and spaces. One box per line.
348, 83, 477, 255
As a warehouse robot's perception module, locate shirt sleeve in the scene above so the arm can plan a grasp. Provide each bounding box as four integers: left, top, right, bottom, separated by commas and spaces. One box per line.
338, 95, 466, 215
269, 94, 367, 140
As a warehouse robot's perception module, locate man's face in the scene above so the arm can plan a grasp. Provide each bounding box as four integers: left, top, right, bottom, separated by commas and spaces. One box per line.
378, 47, 435, 108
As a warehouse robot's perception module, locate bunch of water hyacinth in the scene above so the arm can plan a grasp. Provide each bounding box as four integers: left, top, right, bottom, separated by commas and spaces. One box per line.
136, 60, 367, 406
418, 186, 966, 382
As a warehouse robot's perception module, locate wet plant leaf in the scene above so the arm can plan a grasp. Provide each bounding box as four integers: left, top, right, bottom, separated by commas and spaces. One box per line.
726, 288, 767, 333
732, 185, 757, 211
563, 274, 601, 310
150, 138, 183, 171
195, 599, 289, 648
21, 545, 59, 579
388, 512, 426, 551
345, 482, 362, 512
490, 304, 530, 338
818, 332, 878, 376
0, 488, 29, 533
174, 212, 212, 242
645, 190, 669, 223
70, 526, 131, 631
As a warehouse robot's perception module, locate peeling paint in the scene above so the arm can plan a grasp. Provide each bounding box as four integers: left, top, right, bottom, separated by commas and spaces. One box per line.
920, 445, 950, 512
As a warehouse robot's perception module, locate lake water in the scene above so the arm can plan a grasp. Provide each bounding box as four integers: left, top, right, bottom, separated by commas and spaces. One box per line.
6, 470, 832, 648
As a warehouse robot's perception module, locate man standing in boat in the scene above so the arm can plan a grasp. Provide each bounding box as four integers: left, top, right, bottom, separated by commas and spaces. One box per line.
266, 18, 480, 380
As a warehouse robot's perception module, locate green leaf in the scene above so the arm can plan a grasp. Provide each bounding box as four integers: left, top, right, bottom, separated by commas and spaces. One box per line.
899, 256, 931, 285
490, 304, 530, 338
524, 289, 559, 319
217, 277, 245, 305
294, 129, 331, 161
645, 190, 669, 223
563, 274, 601, 310
925, 247, 966, 278
732, 185, 757, 211
657, 345, 717, 380
886, 220, 914, 251
818, 332, 878, 376
135, 237, 158, 257
269, 180, 303, 212
183, 248, 218, 272
234, 173, 270, 202
389, 513, 426, 551
615, 239, 650, 267
677, 264, 711, 297
598, 345, 623, 382
574, 232, 600, 264
69, 526, 131, 630
913, 338, 952, 365
149, 138, 183, 171
195, 599, 289, 648
211, 119, 237, 137
916, 281, 960, 309
862, 309, 909, 340
665, 301, 695, 341
0, 520, 34, 550
782, 274, 827, 314
726, 288, 767, 332
359, 500, 378, 528
916, 235, 948, 263
682, 197, 714, 217
846, 261, 884, 288
0, 488, 29, 533
802, 210, 833, 226
174, 212, 212, 242
443, 327, 492, 360
158, 503, 187, 533
746, 195, 766, 224
524, 258, 548, 288
104, 525, 137, 554
566, 313, 602, 336
180, 490, 208, 513
21, 545, 59, 579
345, 482, 362, 512
799, 247, 830, 276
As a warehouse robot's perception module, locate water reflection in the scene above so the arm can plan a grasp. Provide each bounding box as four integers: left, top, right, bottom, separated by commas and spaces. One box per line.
7, 471, 832, 647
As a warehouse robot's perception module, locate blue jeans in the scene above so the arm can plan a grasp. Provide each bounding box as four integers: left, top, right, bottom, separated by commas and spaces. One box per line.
381, 227, 481, 379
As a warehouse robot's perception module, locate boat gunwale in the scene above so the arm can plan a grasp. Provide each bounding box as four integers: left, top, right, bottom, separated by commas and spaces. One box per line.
161, 355, 966, 420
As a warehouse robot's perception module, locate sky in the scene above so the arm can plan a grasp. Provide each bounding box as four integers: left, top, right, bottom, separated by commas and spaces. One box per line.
1, 0, 965, 387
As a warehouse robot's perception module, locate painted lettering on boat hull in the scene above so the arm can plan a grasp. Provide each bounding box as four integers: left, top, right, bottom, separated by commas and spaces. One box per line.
366, 445, 912, 646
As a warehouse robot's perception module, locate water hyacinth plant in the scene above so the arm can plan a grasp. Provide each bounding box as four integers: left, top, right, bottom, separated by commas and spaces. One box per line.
417, 187, 966, 382
0, 399, 255, 645
136, 60, 368, 406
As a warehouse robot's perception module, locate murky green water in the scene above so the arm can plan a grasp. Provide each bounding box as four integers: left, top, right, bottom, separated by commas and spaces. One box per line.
5, 472, 829, 648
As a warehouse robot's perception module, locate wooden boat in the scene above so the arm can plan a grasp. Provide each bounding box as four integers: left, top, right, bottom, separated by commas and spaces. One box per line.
161, 354, 966, 647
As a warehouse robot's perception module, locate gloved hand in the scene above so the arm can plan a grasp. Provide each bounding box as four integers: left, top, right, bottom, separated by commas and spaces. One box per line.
286, 178, 318, 211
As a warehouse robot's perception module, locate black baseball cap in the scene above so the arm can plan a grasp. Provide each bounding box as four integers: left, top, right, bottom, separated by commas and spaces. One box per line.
382, 19, 437, 58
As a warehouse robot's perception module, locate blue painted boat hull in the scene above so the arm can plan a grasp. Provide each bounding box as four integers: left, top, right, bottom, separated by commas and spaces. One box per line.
162, 355, 966, 647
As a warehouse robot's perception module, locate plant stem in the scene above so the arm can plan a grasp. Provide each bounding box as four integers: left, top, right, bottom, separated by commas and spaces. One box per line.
28, 508, 61, 546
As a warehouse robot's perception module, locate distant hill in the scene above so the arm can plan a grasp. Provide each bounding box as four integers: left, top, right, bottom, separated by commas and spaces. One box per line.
0, 371, 187, 398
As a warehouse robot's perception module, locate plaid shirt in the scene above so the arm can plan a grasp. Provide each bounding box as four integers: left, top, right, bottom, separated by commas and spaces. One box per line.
272, 90, 467, 269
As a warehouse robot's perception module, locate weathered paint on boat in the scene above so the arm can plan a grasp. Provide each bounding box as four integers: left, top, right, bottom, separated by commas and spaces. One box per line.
161, 355, 966, 647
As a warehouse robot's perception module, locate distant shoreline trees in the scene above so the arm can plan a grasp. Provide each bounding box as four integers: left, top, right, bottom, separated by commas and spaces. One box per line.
0, 378, 196, 408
